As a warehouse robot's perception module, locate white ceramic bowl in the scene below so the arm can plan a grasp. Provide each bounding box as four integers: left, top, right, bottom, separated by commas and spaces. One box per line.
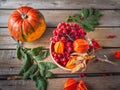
50, 37, 94, 71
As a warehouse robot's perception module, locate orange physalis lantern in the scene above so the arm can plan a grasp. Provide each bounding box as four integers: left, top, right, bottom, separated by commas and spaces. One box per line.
73, 39, 89, 53
54, 41, 64, 54
64, 78, 77, 90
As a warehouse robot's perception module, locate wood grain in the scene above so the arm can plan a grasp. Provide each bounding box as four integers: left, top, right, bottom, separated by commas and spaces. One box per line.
0, 77, 120, 90
0, 10, 120, 27
0, 28, 120, 49
0, 49, 120, 75
0, 1, 120, 90
0, 0, 120, 9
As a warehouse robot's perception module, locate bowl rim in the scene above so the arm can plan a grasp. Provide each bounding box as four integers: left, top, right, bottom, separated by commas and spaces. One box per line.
50, 42, 71, 71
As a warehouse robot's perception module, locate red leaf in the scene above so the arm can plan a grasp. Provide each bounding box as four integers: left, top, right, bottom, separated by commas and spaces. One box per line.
91, 39, 101, 50
107, 34, 116, 39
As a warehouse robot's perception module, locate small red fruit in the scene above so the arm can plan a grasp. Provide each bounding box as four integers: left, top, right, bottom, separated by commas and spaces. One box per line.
114, 50, 120, 59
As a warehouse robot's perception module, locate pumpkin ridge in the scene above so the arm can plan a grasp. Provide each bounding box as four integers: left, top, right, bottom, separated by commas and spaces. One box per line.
24, 7, 32, 15
27, 20, 35, 32
10, 17, 22, 34
21, 20, 27, 40
21, 21, 27, 42
9, 12, 21, 32
21, 32, 27, 41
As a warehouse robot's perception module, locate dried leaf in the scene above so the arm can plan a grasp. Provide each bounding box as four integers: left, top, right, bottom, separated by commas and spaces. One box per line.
72, 64, 82, 73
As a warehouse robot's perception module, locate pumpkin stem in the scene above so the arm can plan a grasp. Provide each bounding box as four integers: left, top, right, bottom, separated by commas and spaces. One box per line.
21, 14, 28, 19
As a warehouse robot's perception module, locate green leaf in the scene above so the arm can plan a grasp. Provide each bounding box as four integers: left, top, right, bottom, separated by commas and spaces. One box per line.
79, 22, 94, 32
23, 64, 37, 80
89, 8, 94, 16
86, 19, 99, 26
28, 46, 43, 56
45, 71, 53, 78
36, 77, 47, 90
66, 8, 101, 32
16, 45, 22, 59
94, 9, 101, 17
30, 71, 40, 81
38, 62, 58, 70
73, 14, 81, 21
81, 8, 88, 18
19, 54, 33, 75
66, 16, 72, 22
20, 49, 28, 61
40, 70, 53, 78
34, 50, 49, 61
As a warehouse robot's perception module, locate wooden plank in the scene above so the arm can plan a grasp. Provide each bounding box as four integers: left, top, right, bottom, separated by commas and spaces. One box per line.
0, 49, 120, 75
0, 0, 120, 9
0, 77, 120, 90
0, 10, 120, 27
0, 27, 120, 49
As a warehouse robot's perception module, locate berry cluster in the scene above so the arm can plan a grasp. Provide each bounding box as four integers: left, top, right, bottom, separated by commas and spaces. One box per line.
50, 22, 86, 67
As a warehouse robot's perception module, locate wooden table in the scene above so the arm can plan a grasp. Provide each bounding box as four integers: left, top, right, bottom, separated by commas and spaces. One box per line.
0, 0, 120, 90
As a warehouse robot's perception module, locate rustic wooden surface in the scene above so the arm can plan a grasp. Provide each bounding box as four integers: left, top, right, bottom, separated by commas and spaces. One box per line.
0, 0, 120, 90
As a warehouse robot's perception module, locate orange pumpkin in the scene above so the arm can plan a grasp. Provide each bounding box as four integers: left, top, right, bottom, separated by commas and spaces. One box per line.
73, 39, 89, 53
8, 6, 46, 42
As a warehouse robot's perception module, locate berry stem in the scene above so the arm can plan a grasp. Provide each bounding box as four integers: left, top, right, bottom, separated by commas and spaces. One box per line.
65, 33, 74, 41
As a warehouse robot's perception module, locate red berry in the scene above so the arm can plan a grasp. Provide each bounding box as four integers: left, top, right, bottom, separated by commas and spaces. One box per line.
55, 59, 59, 63
66, 42, 72, 47
62, 58, 67, 62
58, 54, 62, 58
71, 29, 75, 33
57, 22, 64, 29
68, 47, 72, 53
61, 37, 66, 42
53, 30, 57, 36
63, 29, 67, 33
75, 36, 79, 39
66, 26, 70, 31
63, 62, 67, 66
74, 23, 79, 27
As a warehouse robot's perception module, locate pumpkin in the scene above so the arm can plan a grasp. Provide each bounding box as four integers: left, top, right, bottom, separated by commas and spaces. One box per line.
73, 39, 89, 53
54, 41, 64, 54
8, 6, 46, 42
